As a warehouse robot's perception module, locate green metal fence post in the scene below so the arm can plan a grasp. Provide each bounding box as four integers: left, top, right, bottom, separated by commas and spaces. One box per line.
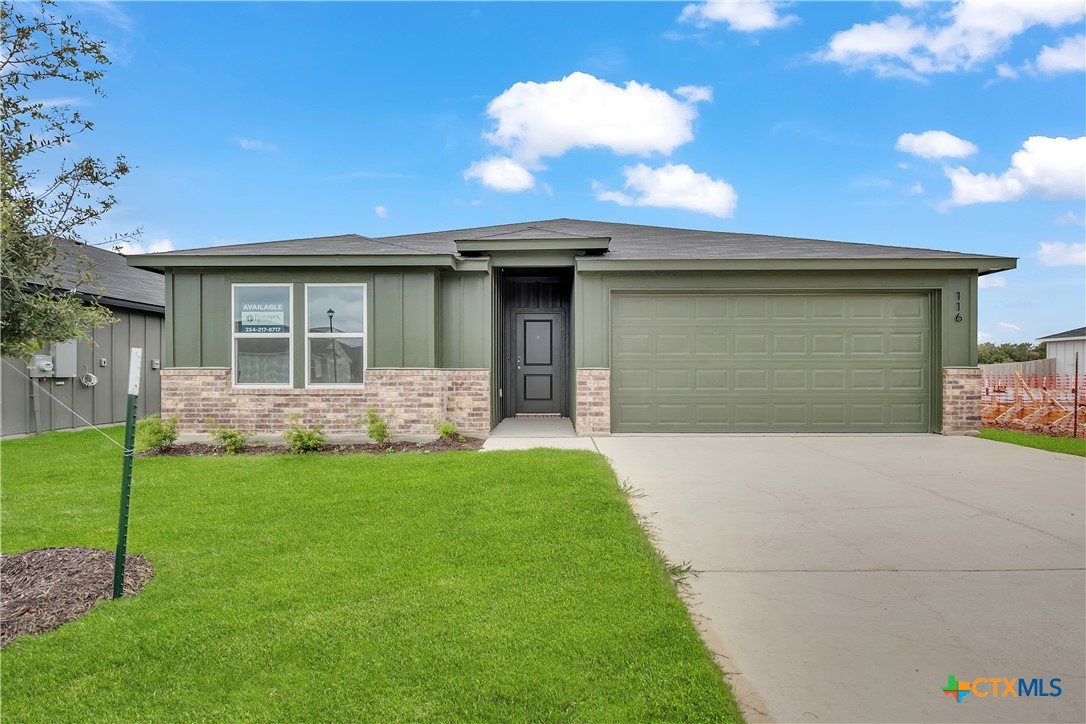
113, 348, 142, 600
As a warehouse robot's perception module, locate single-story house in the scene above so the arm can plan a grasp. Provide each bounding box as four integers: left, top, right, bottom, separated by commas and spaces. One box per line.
126, 219, 1015, 436
1037, 326, 1086, 376
2, 240, 165, 436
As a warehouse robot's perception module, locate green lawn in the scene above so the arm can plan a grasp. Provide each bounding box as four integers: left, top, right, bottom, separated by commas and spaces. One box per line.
979, 428, 1086, 457
0, 428, 741, 722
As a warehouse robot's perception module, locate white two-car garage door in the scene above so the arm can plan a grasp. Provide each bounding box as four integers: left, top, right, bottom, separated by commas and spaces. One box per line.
610, 292, 932, 433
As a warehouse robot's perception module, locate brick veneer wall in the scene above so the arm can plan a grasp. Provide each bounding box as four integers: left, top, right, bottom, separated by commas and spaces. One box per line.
942, 367, 982, 435
575, 368, 611, 436
161, 368, 490, 436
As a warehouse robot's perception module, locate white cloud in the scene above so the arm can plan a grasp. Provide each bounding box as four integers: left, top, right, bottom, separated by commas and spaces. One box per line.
978, 330, 994, 342
1037, 241, 1086, 266
463, 156, 535, 192
238, 138, 277, 152
995, 62, 1019, 79
1056, 211, 1085, 226
1036, 34, 1086, 74
594, 163, 738, 218
997, 321, 1021, 332
818, 1, 1086, 78
675, 85, 714, 103
374, 205, 388, 219
978, 275, 1007, 288
79, 1, 134, 32
678, 1, 799, 32
896, 130, 978, 159
945, 136, 1086, 206
480, 72, 709, 164
113, 239, 175, 255
908, 182, 925, 195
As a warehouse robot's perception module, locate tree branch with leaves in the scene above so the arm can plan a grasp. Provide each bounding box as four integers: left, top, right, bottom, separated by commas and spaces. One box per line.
1, 0, 139, 359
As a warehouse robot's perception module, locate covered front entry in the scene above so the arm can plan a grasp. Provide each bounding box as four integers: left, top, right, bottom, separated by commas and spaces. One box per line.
611, 291, 934, 433
499, 271, 572, 420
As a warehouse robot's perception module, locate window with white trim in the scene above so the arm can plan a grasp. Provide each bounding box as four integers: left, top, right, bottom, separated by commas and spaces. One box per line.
306, 284, 366, 386
232, 284, 292, 386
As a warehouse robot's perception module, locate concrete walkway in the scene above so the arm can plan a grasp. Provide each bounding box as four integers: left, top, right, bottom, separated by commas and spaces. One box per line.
595, 435, 1086, 723
483, 418, 597, 451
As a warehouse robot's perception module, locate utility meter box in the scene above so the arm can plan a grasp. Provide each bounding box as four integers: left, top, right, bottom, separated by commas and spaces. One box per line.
28, 340, 78, 378
53, 339, 77, 377
30, 353, 54, 378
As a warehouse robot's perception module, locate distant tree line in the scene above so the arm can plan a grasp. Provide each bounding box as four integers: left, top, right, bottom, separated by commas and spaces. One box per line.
978, 342, 1046, 365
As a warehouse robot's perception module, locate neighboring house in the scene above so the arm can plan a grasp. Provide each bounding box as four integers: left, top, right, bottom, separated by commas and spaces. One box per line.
127, 219, 1015, 436
1037, 327, 1086, 376
1, 240, 165, 436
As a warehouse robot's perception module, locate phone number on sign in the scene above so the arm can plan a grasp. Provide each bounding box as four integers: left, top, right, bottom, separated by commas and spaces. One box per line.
240, 326, 285, 334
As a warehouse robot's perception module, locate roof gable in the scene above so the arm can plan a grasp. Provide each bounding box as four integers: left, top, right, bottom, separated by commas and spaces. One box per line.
1037, 326, 1086, 342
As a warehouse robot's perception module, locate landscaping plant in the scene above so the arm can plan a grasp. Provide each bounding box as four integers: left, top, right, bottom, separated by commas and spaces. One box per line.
207, 424, 251, 456
134, 413, 179, 453
358, 407, 393, 446
282, 413, 325, 454
434, 420, 457, 440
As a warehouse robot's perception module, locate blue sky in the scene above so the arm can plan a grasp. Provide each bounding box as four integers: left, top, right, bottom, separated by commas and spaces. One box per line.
53, 1, 1086, 342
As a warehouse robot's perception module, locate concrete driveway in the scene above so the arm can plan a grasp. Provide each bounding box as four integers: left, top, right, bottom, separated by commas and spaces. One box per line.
595, 435, 1085, 724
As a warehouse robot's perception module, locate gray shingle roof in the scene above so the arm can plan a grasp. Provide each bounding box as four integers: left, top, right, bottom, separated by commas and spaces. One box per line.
134, 218, 1009, 262
1037, 326, 1086, 342
378, 219, 1005, 261
35, 240, 165, 312
161, 233, 434, 256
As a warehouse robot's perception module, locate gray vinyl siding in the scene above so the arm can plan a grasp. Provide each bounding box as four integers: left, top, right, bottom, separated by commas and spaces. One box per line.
1046, 339, 1086, 376
1, 306, 165, 436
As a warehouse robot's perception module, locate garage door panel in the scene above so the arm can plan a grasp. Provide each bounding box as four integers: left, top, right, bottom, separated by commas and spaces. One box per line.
694, 296, 729, 319
656, 334, 693, 355
611, 293, 931, 433
734, 369, 768, 390
889, 368, 925, 391
695, 403, 729, 425
656, 297, 695, 321
889, 333, 925, 355
615, 333, 653, 356
735, 334, 768, 354
773, 334, 807, 354
734, 297, 769, 319
773, 369, 808, 390
695, 333, 729, 354
695, 369, 729, 390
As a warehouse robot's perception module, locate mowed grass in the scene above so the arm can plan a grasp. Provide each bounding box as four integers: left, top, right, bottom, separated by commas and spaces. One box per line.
979, 427, 1086, 457
0, 429, 741, 722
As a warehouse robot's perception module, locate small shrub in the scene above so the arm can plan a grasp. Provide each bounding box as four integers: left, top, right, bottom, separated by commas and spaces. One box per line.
357, 407, 394, 446
135, 413, 180, 453
282, 413, 325, 454
208, 426, 250, 455
434, 420, 457, 440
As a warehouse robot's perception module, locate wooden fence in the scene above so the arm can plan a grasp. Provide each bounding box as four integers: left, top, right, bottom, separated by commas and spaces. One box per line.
981, 371, 1085, 437
978, 359, 1056, 377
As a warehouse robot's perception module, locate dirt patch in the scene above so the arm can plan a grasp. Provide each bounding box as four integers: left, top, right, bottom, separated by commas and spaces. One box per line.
144, 436, 485, 457
1, 547, 153, 648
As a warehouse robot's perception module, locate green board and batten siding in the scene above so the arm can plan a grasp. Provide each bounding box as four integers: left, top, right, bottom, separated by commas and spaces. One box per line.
165, 269, 490, 384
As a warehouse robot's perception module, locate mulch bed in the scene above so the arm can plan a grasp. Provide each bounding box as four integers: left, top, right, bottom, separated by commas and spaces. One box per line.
144, 436, 485, 457
1, 547, 153, 648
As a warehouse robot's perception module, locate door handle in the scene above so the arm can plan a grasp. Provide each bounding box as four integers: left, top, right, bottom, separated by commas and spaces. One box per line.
516, 356, 522, 370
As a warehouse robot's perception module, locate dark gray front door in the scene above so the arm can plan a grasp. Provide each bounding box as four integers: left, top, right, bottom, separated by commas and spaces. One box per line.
515, 312, 564, 414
